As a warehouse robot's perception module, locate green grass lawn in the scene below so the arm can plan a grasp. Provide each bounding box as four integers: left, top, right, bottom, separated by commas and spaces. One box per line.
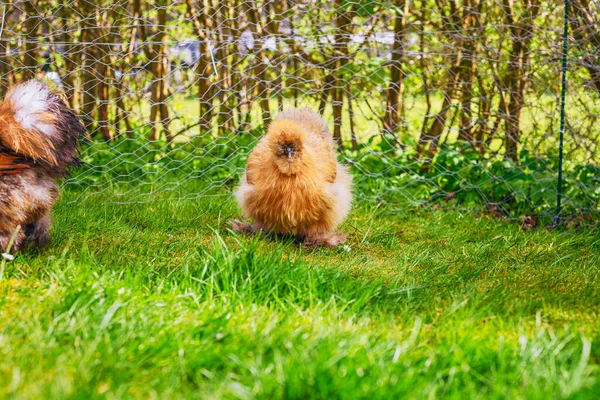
1, 185, 599, 399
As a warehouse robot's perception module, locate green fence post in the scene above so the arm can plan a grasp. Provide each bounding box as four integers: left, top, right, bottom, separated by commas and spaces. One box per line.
555, 0, 569, 227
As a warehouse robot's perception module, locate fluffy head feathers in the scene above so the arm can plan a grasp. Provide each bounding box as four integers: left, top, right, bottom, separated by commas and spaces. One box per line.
267, 119, 307, 175
0, 80, 84, 176
8, 80, 58, 137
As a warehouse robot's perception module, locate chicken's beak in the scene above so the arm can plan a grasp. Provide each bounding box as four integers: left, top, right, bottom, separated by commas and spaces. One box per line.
284, 146, 293, 158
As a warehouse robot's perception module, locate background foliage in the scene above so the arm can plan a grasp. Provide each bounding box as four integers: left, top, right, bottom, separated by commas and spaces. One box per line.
1, 0, 599, 222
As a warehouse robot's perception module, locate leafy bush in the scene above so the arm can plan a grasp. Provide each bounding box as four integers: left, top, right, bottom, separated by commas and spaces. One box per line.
352, 139, 600, 221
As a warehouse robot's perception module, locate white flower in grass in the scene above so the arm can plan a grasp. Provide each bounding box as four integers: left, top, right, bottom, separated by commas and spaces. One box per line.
342, 245, 352, 253
2, 253, 14, 261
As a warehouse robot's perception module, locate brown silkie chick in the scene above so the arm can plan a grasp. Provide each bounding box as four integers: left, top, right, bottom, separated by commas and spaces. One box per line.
0, 80, 84, 253
231, 108, 352, 247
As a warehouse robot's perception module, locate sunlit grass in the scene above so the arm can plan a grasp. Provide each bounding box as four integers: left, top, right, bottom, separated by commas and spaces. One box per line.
0, 184, 598, 398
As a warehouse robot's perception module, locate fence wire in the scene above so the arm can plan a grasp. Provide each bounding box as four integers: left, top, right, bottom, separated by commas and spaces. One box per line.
1, 0, 599, 226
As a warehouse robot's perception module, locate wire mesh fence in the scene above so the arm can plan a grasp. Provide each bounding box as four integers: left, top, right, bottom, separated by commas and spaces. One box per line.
1, 0, 599, 226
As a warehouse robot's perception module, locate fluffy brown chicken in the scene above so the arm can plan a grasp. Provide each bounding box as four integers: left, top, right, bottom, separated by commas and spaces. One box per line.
231, 108, 352, 247
0, 80, 84, 253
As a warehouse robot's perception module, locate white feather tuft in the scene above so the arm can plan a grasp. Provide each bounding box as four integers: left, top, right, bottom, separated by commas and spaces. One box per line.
235, 174, 255, 219
325, 164, 353, 229
6, 80, 56, 136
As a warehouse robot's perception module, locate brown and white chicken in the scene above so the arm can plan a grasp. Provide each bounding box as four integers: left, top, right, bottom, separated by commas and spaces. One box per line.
0, 80, 84, 253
